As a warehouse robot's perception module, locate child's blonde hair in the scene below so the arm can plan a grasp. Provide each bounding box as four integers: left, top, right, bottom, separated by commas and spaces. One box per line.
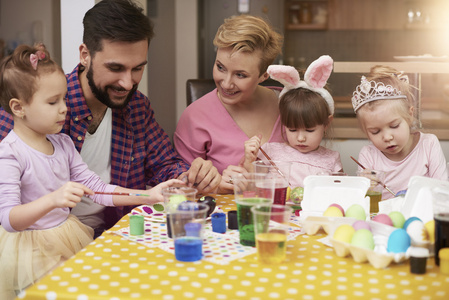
213, 14, 283, 76
0, 44, 63, 114
357, 65, 418, 133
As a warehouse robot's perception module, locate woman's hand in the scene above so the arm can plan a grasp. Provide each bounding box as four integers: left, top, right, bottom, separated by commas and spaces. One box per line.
218, 165, 248, 194
179, 158, 221, 194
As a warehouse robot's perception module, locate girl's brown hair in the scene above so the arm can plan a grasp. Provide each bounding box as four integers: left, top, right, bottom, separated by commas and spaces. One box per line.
0, 44, 62, 114
279, 87, 332, 140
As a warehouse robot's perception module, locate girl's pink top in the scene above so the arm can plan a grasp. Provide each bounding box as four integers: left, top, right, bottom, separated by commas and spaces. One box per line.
358, 132, 448, 199
260, 142, 343, 188
174, 88, 284, 174
0, 131, 117, 232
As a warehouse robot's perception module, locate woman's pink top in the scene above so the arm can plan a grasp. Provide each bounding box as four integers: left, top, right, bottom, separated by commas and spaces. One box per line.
174, 88, 284, 174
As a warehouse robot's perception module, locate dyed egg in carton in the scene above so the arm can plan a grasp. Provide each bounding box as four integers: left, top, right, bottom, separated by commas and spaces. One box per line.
299, 175, 371, 234
329, 220, 418, 269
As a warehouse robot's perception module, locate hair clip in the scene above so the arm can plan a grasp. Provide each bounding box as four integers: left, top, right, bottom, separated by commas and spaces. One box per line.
267, 55, 334, 114
30, 51, 46, 70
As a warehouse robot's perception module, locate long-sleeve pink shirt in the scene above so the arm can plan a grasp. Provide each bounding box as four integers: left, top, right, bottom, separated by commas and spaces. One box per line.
0, 131, 117, 232
174, 88, 284, 174
260, 142, 343, 188
358, 132, 448, 199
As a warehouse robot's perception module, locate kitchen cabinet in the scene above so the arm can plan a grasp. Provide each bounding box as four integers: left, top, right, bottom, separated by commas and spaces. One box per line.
285, 0, 449, 31
328, 0, 405, 30
284, 0, 329, 30
404, 0, 449, 30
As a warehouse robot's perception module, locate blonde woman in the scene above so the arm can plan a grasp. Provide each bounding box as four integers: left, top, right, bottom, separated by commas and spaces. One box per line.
174, 15, 284, 193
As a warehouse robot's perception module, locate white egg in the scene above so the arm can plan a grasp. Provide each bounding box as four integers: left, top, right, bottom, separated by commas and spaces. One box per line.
405, 219, 429, 246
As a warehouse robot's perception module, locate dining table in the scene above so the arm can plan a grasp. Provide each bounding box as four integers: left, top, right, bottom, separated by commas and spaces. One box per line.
17, 194, 449, 300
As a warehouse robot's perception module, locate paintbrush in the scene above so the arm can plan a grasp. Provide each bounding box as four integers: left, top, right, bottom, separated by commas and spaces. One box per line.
93, 191, 150, 197
259, 148, 291, 187
350, 156, 396, 196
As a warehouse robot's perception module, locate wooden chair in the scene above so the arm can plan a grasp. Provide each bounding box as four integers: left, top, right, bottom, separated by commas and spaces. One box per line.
186, 78, 284, 105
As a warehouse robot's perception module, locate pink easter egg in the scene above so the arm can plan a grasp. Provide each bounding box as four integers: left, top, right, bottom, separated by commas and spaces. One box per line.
329, 203, 345, 216
372, 213, 393, 226
352, 220, 371, 231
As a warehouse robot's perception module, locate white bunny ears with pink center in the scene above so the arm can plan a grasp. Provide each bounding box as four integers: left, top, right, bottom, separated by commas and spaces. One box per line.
267, 55, 334, 115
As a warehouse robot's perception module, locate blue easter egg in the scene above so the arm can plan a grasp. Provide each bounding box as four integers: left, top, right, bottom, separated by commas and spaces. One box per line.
387, 228, 411, 253
403, 216, 422, 230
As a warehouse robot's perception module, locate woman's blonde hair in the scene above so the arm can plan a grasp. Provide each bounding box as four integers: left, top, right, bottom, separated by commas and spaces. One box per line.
357, 65, 419, 132
213, 14, 283, 75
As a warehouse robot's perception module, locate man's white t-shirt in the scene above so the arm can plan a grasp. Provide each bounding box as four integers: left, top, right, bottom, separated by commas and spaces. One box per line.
71, 108, 112, 228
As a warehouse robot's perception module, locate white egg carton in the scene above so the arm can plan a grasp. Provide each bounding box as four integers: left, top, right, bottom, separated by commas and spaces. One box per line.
329, 220, 412, 269
300, 175, 371, 217
299, 175, 371, 234
302, 215, 358, 236
298, 175, 435, 269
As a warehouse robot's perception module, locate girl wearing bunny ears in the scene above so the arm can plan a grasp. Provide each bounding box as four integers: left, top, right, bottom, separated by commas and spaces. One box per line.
243, 55, 343, 188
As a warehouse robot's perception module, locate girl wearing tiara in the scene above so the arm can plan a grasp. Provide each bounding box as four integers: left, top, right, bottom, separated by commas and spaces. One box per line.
243, 55, 343, 188
352, 65, 447, 199
0, 44, 182, 299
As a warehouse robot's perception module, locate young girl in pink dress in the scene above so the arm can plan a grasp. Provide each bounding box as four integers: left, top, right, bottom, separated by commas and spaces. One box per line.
243, 55, 343, 188
0, 44, 183, 299
352, 65, 447, 199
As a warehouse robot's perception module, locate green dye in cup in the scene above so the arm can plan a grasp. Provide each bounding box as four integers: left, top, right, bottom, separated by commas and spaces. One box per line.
129, 215, 144, 235
236, 198, 271, 247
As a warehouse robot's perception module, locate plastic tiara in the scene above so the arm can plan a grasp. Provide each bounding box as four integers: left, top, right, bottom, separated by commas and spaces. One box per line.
352, 76, 407, 113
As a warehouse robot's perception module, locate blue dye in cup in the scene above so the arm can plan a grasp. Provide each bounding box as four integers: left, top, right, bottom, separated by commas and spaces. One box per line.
211, 212, 226, 233
174, 237, 203, 262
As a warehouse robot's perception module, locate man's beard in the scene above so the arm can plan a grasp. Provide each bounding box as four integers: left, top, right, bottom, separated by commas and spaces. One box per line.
86, 64, 137, 109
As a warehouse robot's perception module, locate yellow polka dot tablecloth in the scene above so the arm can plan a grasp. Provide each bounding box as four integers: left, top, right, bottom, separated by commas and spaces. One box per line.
17, 194, 449, 300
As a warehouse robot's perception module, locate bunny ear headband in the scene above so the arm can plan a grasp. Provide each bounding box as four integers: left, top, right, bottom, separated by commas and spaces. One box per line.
267, 55, 334, 115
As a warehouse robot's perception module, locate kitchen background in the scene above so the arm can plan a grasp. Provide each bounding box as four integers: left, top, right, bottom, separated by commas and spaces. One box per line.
1, 0, 449, 176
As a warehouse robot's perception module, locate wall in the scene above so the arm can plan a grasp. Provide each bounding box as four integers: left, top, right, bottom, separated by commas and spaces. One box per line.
146, 0, 176, 137
0, 0, 60, 63
146, 0, 198, 139
60, 0, 94, 74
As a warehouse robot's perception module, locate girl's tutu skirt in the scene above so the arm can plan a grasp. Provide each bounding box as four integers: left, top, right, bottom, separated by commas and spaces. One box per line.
0, 214, 94, 299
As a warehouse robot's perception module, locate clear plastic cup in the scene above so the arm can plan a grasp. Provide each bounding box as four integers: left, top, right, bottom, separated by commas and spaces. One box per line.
251, 204, 292, 264
169, 201, 208, 262
233, 173, 276, 246
252, 160, 292, 205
